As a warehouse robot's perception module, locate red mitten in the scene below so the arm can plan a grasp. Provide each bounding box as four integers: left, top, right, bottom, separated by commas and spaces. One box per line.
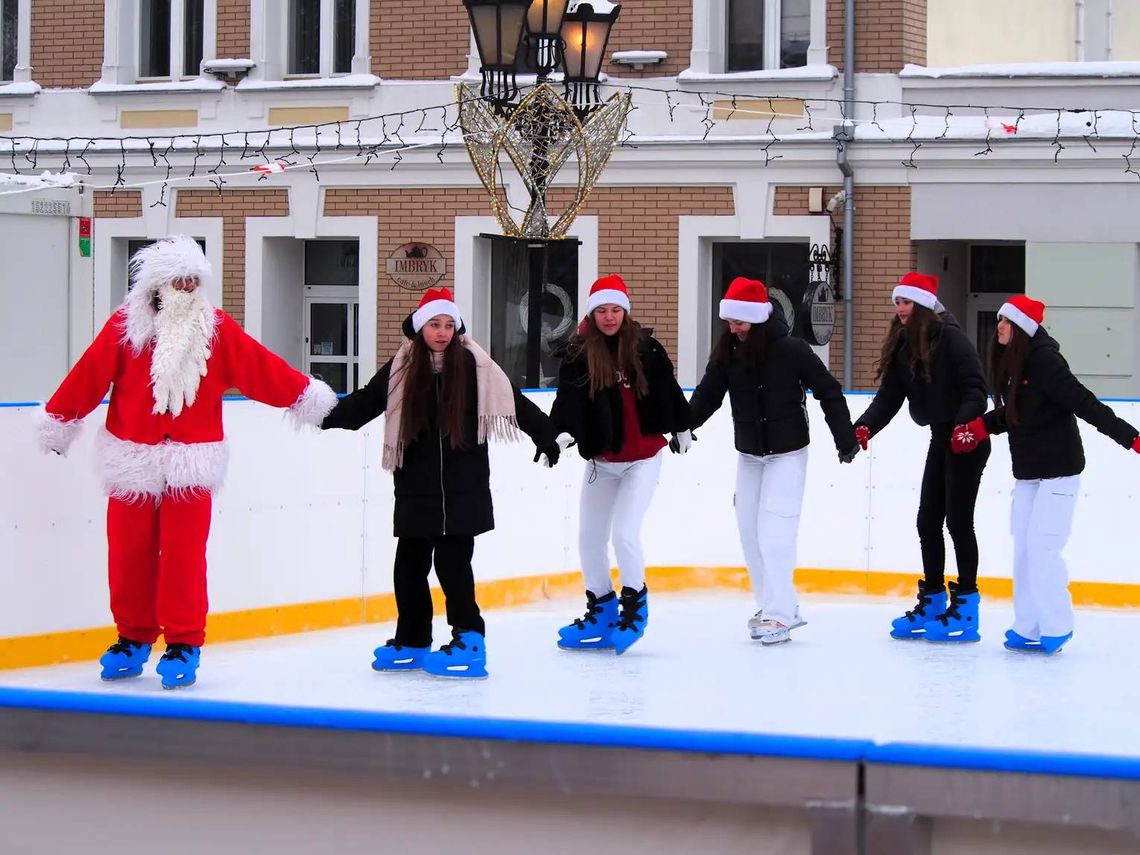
855, 425, 871, 451
1131, 436, 1140, 454
951, 417, 988, 454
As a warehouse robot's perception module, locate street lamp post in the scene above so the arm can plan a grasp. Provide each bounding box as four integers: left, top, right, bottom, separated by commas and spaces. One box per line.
459, 0, 630, 386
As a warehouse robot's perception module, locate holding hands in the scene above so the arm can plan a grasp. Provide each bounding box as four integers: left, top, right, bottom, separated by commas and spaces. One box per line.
535, 432, 576, 468
950, 418, 988, 454
669, 429, 694, 455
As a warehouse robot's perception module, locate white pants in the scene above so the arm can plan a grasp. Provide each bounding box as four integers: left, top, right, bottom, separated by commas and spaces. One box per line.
578, 452, 663, 594
1011, 475, 1079, 639
734, 448, 808, 627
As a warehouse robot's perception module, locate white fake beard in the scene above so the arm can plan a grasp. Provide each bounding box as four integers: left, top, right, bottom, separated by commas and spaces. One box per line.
150, 282, 213, 417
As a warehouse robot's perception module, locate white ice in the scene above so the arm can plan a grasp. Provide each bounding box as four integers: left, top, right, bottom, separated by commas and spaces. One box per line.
2, 592, 1137, 760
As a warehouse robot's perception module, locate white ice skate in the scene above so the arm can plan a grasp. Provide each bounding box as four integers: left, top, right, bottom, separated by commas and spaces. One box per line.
749, 610, 807, 644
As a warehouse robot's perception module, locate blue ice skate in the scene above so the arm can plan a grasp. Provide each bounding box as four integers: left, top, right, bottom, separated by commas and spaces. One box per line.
923, 582, 981, 643
371, 640, 429, 671
557, 590, 618, 651
890, 581, 947, 639
612, 585, 649, 655
1039, 632, 1072, 654
423, 630, 487, 679
156, 643, 200, 689
1004, 630, 1043, 651
99, 637, 152, 681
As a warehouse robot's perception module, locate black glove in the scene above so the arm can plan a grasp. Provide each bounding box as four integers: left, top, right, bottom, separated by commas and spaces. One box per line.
668, 429, 695, 454
534, 442, 560, 467
838, 444, 859, 464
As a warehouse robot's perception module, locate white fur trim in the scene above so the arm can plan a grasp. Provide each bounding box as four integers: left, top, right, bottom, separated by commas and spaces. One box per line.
892, 284, 943, 313
998, 302, 1039, 337
412, 299, 462, 334
95, 428, 228, 500
121, 237, 217, 352
585, 288, 630, 314
719, 298, 772, 324
34, 405, 82, 456
288, 378, 338, 430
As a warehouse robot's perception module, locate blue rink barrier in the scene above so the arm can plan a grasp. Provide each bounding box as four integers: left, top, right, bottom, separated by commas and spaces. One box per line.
2, 686, 1138, 780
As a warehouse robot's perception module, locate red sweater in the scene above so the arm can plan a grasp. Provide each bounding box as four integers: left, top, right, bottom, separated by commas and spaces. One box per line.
600, 382, 667, 463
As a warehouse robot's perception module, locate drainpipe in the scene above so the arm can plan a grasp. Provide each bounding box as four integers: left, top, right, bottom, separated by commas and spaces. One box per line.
1075, 0, 1086, 61
838, 0, 855, 389
1107, 0, 1114, 60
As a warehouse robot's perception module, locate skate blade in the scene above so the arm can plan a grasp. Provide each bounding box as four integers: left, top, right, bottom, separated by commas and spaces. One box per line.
160, 679, 196, 690
424, 668, 488, 680
751, 619, 806, 640
100, 671, 144, 681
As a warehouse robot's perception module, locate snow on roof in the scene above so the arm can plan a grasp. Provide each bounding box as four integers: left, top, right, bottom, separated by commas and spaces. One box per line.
902, 61, 1140, 80
0, 171, 77, 188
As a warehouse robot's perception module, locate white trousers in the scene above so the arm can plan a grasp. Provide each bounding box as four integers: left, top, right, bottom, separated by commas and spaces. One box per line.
578, 452, 663, 595
734, 448, 808, 627
1011, 475, 1080, 639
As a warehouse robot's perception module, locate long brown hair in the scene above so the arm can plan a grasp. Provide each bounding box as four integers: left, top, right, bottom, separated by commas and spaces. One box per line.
568, 312, 649, 398
875, 305, 941, 383
398, 333, 471, 449
988, 323, 1031, 426
711, 322, 767, 371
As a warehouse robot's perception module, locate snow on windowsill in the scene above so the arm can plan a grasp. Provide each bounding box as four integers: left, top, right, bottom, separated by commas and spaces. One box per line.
678, 65, 837, 83
902, 61, 1140, 80
236, 74, 381, 92
0, 171, 76, 188
88, 78, 228, 95
0, 81, 42, 97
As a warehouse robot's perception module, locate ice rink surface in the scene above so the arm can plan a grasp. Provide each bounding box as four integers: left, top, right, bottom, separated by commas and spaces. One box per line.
3, 591, 1137, 761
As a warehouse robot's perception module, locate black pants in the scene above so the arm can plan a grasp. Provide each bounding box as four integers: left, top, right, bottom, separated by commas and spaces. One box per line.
393, 535, 484, 647
916, 425, 990, 592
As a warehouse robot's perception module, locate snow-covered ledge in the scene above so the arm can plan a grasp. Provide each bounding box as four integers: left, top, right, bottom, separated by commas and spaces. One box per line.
901, 61, 1140, 80
0, 81, 41, 98
678, 65, 837, 84
611, 51, 667, 71
235, 74, 381, 92
88, 78, 227, 96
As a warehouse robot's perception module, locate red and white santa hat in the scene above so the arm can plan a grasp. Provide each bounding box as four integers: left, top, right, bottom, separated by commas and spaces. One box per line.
411, 287, 462, 333
719, 277, 772, 324
998, 294, 1045, 337
892, 272, 944, 313
585, 274, 631, 314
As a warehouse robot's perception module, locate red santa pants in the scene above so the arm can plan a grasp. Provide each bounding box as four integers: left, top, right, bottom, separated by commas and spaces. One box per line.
106, 491, 212, 647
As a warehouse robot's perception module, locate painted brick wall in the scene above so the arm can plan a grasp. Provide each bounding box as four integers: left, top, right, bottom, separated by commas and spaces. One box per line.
372, 0, 469, 79
30, 0, 103, 89
826, 0, 927, 73
773, 184, 915, 390
174, 190, 290, 326
93, 191, 143, 219
217, 0, 251, 59
324, 185, 735, 365
603, 0, 692, 79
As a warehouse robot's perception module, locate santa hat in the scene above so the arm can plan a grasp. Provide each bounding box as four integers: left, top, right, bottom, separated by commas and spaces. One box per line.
998, 295, 1045, 338
411, 287, 462, 334
719, 277, 772, 324
585, 274, 631, 314
892, 272, 944, 313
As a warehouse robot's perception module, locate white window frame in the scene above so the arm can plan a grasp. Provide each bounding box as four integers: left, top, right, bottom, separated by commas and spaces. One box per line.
303, 287, 360, 392
1, 0, 31, 84
136, 0, 215, 81
98, 0, 217, 85
250, 0, 369, 81
690, 0, 827, 76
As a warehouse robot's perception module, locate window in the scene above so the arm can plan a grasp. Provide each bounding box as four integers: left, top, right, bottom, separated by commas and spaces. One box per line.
1, 0, 16, 81
138, 0, 205, 79
289, 0, 356, 76
711, 242, 809, 343
726, 0, 810, 72
303, 240, 360, 393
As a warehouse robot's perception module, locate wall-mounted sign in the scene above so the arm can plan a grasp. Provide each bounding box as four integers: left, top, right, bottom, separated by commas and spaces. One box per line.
386, 242, 446, 291
801, 280, 836, 346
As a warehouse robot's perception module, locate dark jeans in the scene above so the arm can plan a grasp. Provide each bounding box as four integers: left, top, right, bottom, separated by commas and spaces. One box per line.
916, 425, 990, 592
393, 534, 484, 647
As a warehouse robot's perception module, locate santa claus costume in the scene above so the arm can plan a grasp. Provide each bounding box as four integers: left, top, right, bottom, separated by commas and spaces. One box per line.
36, 236, 336, 688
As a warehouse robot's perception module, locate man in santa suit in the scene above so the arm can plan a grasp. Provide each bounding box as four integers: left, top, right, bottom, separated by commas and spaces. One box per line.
35, 235, 337, 689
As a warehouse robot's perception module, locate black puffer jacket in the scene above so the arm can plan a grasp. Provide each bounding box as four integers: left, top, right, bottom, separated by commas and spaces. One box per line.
550, 330, 691, 460
322, 340, 558, 538
689, 316, 856, 456
982, 328, 1138, 480
856, 312, 988, 435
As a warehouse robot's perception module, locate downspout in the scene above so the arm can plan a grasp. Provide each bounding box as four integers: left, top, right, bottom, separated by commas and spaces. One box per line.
1075, 0, 1086, 62
1106, 0, 1114, 60
838, 0, 855, 389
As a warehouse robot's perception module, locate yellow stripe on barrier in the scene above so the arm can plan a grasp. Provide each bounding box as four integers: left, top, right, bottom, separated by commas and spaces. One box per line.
2, 568, 1137, 670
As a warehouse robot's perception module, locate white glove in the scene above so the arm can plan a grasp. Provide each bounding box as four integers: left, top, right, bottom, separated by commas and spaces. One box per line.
670, 429, 693, 455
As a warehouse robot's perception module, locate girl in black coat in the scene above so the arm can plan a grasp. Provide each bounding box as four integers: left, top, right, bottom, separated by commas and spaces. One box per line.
951, 295, 1140, 654
689, 277, 859, 645
550, 275, 691, 655
321, 288, 560, 678
854, 273, 990, 642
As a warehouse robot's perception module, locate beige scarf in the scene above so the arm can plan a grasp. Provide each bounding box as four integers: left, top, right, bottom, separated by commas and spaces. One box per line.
382, 336, 519, 472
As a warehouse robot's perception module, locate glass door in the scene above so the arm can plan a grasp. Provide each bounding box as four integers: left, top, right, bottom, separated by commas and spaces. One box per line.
304, 297, 359, 393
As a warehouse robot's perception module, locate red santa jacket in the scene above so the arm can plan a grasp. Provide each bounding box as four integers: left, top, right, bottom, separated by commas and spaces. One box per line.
37, 307, 335, 499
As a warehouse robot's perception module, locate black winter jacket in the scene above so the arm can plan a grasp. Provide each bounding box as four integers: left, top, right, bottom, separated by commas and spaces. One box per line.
321, 347, 558, 538
982, 328, 1138, 480
689, 319, 856, 456
856, 313, 988, 435
550, 331, 691, 460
